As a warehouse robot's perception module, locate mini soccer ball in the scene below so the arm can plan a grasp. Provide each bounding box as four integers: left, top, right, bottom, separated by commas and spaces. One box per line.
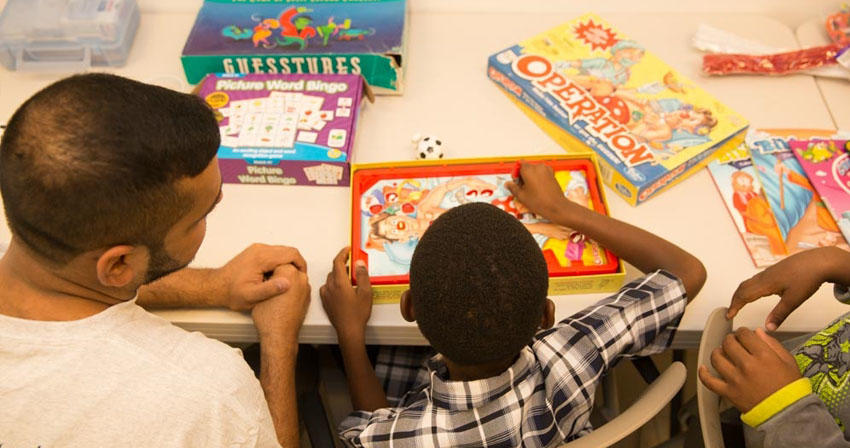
412, 133, 444, 160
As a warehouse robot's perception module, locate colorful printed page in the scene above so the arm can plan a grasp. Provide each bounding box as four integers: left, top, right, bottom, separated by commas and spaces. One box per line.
790, 139, 850, 245
707, 143, 786, 267
748, 130, 849, 254
358, 170, 609, 279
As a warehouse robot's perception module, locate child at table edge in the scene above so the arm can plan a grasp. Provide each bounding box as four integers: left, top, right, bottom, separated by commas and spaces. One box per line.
701, 246, 850, 448
319, 162, 707, 446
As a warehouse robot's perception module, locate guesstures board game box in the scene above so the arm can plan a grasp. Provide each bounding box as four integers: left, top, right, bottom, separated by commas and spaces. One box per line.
196, 73, 373, 186
487, 13, 749, 205
707, 143, 788, 267
182, 0, 407, 94
747, 129, 849, 256
350, 155, 626, 303
790, 138, 850, 244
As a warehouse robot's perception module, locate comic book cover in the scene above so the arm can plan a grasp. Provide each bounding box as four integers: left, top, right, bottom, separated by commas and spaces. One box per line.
707, 143, 786, 267
487, 13, 749, 205
790, 139, 850, 244
748, 130, 849, 254
181, 0, 407, 93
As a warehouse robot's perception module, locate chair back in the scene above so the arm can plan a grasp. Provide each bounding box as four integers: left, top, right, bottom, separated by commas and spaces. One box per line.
697, 307, 733, 448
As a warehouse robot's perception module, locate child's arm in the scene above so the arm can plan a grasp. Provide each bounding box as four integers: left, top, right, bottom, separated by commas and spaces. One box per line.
506, 163, 706, 300
728, 246, 850, 330
319, 247, 390, 412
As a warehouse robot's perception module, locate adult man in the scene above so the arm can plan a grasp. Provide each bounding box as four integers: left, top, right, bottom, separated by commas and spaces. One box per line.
0, 73, 307, 447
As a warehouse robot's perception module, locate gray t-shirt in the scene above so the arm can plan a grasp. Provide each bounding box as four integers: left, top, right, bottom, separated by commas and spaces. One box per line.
0, 299, 280, 447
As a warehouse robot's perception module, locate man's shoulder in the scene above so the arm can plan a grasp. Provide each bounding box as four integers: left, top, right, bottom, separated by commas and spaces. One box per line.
110, 308, 259, 396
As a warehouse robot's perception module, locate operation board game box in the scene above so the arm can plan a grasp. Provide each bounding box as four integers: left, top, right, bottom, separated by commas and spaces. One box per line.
488, 13, 749, 205
197, 73, 373, 186
350, 154, 626, 303
182, 0, 407, 94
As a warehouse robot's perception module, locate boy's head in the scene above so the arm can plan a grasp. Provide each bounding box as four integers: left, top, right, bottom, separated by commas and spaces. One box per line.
0, 73, 221, 291
402, 202, 550, 366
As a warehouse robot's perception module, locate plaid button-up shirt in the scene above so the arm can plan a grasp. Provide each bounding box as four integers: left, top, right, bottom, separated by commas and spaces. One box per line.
340, 269, 687, 447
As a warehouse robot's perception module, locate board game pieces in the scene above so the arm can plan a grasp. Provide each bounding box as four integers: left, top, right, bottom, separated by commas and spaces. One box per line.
411, 133, 444, 160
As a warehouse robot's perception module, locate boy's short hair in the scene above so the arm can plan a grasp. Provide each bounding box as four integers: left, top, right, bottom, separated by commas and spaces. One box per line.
409, 202, 548, 365
0, 73, 219, 264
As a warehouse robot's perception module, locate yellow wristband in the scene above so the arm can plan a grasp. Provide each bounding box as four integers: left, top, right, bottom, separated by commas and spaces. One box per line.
741, 378, 812, 428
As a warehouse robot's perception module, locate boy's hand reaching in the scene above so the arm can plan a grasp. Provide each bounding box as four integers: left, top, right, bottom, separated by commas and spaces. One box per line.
505, 163, 573, 221
699, 328, 801, 413
728, 248, 835, 331
320, 247, 373, 340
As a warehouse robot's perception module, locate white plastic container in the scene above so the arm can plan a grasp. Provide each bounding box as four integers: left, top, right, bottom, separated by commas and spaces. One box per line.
0, 0, 140, 71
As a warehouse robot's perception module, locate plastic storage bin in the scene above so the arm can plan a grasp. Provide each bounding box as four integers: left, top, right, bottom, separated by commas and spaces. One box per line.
0, 0, 140, 71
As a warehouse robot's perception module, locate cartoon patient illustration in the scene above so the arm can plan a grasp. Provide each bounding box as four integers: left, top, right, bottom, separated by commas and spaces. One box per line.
277, 6, 317, 50
623, 96, 718, 159
362, 172, 607, 275
367, 177, 571, 246
558, 40, 645, 97
730, 170, 786, 256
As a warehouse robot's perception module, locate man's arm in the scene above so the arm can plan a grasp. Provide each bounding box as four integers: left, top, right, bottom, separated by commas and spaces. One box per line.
251, 263, 311, 447
507, 163, 706, 299
320, 247, 390, 412
137, 244, 306, 311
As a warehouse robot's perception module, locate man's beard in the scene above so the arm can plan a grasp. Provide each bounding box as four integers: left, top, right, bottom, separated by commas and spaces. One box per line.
143, 242, 191, 284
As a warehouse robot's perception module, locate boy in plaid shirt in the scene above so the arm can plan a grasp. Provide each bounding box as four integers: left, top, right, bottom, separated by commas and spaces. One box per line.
320, 163, 706, 447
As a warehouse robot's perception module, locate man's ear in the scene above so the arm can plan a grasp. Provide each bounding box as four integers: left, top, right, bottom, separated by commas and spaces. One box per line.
400, 289, 416, 322
540, 298, 555, 330
95, 245, 144, 288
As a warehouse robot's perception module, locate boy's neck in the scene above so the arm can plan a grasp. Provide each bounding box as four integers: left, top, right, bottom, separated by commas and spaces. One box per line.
443, 354, 519, 381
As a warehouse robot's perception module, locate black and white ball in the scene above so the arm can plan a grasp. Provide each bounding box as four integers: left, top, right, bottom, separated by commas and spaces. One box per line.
412, 134, 444, 160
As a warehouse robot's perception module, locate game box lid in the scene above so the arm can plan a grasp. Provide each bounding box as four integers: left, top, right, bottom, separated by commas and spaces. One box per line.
0, 0, 139, 71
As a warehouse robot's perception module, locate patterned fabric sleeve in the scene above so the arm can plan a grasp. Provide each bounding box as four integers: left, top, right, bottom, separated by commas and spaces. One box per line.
547, 269, 686, 360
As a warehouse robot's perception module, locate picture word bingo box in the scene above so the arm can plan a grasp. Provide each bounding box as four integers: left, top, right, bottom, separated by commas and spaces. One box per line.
197, 73, 373, 187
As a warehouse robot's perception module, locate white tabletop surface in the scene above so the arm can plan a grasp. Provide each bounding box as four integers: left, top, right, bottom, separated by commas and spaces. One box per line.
796, 17, 850, 131
0, 1, 845, 347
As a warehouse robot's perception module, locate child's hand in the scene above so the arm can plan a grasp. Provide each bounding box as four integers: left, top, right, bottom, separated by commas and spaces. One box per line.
728, 248, 833, 331
699, 328, 802, 413
320, 247, 373, 340
505, 163, 572, 221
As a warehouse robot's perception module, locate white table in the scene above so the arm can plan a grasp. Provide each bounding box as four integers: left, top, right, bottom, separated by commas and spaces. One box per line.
796, 17, 850, 130
0, 3, 843, 347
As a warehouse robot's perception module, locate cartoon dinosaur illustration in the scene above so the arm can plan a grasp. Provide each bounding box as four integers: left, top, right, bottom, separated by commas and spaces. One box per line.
276, 6, 317, 50
221, 25, 253, 41
337, 27, 375, 41
316, 16, 352, 46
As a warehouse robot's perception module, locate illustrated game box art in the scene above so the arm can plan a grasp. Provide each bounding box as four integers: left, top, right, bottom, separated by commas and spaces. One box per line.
350, 155, 626, 303
197, 73, 373, 186
487, 13, 749, 205
182, 0, 407, 94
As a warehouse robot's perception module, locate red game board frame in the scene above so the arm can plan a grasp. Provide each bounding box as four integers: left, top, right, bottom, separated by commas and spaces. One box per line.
351, 158, 619, 285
